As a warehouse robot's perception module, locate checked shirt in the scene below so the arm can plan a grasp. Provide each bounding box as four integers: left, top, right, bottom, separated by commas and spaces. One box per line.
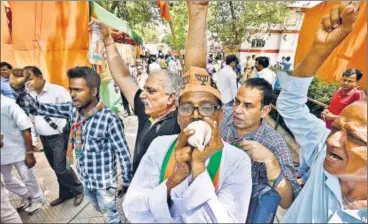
220, 106, 301, 198
14, 90, 132, 190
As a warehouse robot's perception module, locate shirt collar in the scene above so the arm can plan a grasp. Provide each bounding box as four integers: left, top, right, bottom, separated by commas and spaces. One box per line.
228, 118, 267, 142
0, 76, 9, 82
340, 86, 359, 96
324, 169, 343, 205
30, 81, 48, 96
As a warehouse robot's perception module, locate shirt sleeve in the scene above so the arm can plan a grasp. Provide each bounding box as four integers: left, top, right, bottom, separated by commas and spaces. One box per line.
108, 115, 132, 188
178, 153, 252, 223
133, 89, 146, 119
122, 137, 176, 223
273, 141, 301, 198
230, 72, 238, 99
9, 100, 32, 131
57, 86, 72, 103
276, 71, 330, 167
13, 90, 73, 119
355, 90, 366, 101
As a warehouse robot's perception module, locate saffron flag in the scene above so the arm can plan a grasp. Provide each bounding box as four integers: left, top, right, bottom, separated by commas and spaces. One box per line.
157, 1, 171, 22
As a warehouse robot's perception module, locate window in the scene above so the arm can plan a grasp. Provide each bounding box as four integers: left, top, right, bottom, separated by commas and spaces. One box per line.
251, 39, 265, 48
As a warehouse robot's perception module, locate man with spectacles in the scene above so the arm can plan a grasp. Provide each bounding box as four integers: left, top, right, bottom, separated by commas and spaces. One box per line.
123, 66, 252, 223
220, 78, 300, 209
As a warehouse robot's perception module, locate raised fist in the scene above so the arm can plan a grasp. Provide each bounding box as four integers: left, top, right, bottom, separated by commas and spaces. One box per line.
313, 2, 360, 54
9, 68, 30, 91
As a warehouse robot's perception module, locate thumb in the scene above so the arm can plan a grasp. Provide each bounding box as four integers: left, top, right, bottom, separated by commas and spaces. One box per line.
239, 139, 252, 148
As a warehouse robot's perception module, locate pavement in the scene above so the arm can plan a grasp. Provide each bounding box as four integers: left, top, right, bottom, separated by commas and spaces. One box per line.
6, 115, 138, 223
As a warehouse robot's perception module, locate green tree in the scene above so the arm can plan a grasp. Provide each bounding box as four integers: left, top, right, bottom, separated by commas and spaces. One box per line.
98, 1, 161, 44
208, 1, 292, 45
160, 1, 188, 50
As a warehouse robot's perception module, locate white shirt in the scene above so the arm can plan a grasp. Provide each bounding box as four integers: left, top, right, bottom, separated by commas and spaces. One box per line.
149, 62, 161, 74
168, 60, 178, 74
216, 65, 238, 104
257, 68, 276, 89
29, 82, 71, 136
1, 95, 32, 165
123, 134, 252, 223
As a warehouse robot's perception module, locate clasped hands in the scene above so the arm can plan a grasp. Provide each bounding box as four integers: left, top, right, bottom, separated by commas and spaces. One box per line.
168, 117, 223, 188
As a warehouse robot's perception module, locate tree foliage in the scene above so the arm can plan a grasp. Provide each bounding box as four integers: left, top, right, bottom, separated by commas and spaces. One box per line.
161, 1, 188, 49
98, 1, 161, 44
208, 1, 292, 45
99, 1, 293, 46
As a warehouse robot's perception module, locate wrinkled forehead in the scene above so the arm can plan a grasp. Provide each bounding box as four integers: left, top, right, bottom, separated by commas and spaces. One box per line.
336, 101, 367, 133
145, 74, 165, 90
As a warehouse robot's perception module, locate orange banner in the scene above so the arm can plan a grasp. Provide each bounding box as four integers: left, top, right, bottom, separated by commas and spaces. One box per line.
294, 2, 367, 90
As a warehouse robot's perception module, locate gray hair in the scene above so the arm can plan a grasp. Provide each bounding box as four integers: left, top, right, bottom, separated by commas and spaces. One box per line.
150, 69, 182, 99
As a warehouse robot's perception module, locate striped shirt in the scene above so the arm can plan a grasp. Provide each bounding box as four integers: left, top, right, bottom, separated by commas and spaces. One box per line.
14, 90, 132, 189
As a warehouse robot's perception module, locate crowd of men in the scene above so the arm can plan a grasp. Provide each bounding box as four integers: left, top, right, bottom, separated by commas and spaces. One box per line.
0, 1, 366, 224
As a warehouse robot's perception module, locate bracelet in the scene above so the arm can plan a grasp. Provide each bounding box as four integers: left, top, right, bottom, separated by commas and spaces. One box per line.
269, 171, 284, 188
26, 151, 34, 155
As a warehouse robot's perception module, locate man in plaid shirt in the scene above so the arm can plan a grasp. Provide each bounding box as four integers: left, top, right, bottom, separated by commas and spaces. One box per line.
10, 66, 132, 223
220, 78, 301, 209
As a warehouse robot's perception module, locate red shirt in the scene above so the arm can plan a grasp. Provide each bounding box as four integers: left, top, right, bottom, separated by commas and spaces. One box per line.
326, 87, 366, 129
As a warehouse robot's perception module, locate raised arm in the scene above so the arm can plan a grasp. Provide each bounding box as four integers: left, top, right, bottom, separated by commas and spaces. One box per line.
185, 1, 209, 70
276, 2, 360, 166
9, 69, 73, 119
91, 19, 139, 110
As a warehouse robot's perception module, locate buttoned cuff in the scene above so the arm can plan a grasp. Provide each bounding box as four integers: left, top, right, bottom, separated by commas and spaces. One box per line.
148, 179, 173, 220
277, 71, 314, 96
182, 171, 216, 212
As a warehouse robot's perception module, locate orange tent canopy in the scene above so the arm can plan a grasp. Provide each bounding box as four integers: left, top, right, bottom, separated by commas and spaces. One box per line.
294, 2, 367, 89
1, 1, 90, 88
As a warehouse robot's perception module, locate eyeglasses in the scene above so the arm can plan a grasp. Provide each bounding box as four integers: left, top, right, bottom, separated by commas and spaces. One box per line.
178, 104, 221, 117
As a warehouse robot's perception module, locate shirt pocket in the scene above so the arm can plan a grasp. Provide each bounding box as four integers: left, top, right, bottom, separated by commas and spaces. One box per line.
85, 132, 106, 153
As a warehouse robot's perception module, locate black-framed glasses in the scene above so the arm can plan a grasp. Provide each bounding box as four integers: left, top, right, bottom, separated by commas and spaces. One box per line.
178, 104, 221, 117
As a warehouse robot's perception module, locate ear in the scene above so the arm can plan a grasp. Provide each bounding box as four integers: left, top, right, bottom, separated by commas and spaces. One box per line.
167, 93, 176, 106
91, 87, 98, 97
260, 105, 272, 119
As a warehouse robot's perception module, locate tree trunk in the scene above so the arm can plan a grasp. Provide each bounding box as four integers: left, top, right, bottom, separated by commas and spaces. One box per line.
229, 1, 238, 45
110, 1, 119, 13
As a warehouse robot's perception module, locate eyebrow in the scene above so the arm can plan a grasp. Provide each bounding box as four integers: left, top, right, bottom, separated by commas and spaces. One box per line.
235, 97, 253, 105
68, 87, 83, 91
345, 123, 367, 143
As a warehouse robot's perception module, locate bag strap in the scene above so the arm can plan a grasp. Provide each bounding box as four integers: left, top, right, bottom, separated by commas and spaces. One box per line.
43, 116, 59, 130
160, 139, 222, 191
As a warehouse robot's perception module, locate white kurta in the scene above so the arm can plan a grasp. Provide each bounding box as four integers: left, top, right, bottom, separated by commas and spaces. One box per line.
123, 134, 252, 223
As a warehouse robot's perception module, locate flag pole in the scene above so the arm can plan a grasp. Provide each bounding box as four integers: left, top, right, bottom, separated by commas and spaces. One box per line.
168, 20, 185, 74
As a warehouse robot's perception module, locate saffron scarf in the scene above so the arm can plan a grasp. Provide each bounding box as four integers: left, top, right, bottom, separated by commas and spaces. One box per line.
66, 102, 105, 169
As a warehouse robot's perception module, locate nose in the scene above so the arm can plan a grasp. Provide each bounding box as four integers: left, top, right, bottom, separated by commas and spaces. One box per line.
326, 130, 346, 149
140, 90, 147, 99
233, 103, 243, 114
191, 107, 202, 119
70, 91, 77, 99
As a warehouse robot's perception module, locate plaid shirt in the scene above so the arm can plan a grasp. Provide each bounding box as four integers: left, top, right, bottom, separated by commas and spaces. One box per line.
14, 91, 132, 189
220, 106, 301, 198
